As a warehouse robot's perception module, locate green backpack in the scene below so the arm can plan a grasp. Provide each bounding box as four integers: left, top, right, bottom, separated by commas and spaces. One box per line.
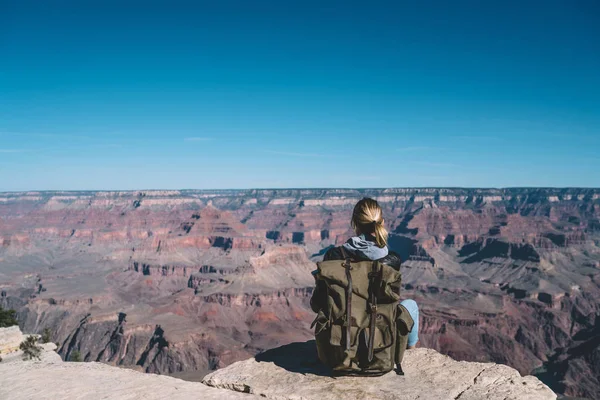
310, 248, 414, 376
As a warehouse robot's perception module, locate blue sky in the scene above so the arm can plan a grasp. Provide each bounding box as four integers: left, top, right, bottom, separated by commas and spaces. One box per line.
1, 0, 599, 191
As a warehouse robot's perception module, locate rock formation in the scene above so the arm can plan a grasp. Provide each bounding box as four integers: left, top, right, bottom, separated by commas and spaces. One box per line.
0, 327, 256, 400
204, 341, 556, 400
0, 188, 598, 397
0, 326, 555, 400
0, 326, 24, 355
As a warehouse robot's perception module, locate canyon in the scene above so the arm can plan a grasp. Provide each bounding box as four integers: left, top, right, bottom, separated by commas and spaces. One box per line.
0, 188, 599, 398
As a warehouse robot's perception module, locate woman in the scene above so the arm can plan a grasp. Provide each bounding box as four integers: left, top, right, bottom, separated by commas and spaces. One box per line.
322, 197, 419, 349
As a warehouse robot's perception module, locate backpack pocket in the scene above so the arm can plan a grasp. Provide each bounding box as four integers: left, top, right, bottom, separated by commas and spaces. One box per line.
311, 310, 330, 335
394, 303, 414, 366
329, 324, 360, 347
357, 313, 395, 374
373, 313, 394, 351
397, 304, 414, 335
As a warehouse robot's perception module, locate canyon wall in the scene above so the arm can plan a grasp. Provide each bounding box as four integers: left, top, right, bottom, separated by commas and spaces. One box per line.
0, 188, 599, 398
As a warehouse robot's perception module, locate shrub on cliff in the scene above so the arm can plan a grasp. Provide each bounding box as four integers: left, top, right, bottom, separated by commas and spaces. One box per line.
41, 327, 52, 344
70, 350, 82, 362
20, 336, 42, 360
0, 306, 18, 327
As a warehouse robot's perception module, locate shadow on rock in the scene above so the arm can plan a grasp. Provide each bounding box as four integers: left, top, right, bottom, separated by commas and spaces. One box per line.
255, 340, 331, 377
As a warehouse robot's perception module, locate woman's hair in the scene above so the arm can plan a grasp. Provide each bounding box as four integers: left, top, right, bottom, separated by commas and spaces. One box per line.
351, 197, 388, 248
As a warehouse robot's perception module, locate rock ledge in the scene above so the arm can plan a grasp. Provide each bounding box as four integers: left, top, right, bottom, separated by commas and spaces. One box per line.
203, 341, 556, 400
0, 326, 555, 400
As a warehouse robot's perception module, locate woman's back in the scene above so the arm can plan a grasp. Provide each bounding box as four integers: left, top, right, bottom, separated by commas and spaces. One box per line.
311, 197, 419, 364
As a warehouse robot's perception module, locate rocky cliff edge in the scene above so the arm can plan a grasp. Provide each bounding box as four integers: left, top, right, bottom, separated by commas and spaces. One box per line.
0, 327, 555, 400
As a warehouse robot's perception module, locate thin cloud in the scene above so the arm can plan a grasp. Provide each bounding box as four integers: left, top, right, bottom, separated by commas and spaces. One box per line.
416, 175, 453, 180
397, 146, 436, 152
264, 150, 327, 158
48, 143, 123, 151
580, 156, 600, 163
350, 176, 382, 181
0, 131, 93, 140
91, 144, 123, 149
0, 144, 123, 154
453, 135, 501, 140
34, 133, 93, 140
326, 175, 383, 183
415, 161, 457, 168
184, 137, 213, 142
550, 133, 598, 140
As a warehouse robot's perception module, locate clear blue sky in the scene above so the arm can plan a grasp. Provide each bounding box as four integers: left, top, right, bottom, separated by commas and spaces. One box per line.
1, 0, 599, 191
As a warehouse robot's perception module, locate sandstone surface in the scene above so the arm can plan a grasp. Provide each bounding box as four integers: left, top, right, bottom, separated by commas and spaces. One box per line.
0, 361, 258, 400
0, 328, 257, 400
0, 326, 555, 400
0, 325, 24, 354
203, 341, 556, 400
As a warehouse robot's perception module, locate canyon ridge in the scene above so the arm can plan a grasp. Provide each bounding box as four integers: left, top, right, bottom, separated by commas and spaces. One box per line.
0, 188, 599, 398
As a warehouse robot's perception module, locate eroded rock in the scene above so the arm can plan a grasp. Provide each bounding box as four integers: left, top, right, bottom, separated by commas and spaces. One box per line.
203, 341, 556, 400
0, 325, 24, 354
0, 327, 258, 400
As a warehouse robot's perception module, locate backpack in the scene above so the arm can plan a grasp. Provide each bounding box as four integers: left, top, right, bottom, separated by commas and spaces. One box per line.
310, 248, 414, 376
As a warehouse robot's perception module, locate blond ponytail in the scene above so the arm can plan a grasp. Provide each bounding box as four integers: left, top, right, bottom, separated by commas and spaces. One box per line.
351, 198, 388, 248
373, 219, 388, 248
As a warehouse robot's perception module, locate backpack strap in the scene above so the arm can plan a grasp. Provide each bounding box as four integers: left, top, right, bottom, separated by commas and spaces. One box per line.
367, 260, 381, 362
339, 245, 347, 260
340, 246, 353, 351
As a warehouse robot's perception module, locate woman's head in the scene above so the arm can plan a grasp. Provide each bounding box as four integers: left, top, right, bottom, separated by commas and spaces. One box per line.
351, 197, 388, 248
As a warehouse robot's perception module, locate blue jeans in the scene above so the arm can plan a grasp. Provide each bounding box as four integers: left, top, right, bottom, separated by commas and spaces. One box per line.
400, 299, 419, 347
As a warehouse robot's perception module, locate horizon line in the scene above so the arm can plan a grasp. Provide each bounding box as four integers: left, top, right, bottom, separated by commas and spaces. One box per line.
1, 186, 600, 194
